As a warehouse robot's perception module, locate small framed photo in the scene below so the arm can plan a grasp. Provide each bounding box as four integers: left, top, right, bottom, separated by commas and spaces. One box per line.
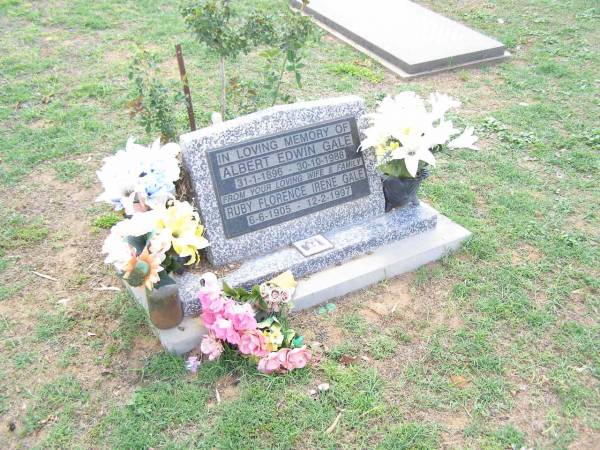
293, 234, 334, 257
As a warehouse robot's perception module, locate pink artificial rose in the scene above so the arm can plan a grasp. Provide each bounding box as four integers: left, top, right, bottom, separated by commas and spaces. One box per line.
284, 347, 312, 370
212, 317, 240, 345
223, 301, 257, 331
201, 309, 218, 327
275, 348, 290, 366
199, 273, 224, 313
200, 293, 225, 314
257, 352, 283, 374
238, 329, 267, 357
200, 333, 223, 361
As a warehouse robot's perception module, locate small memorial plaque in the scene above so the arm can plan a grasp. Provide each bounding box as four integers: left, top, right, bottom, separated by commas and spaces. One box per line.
293, 235, 334, 257
206, 117, 370, 238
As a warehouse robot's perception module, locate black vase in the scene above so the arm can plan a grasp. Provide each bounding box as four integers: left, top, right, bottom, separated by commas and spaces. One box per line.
382, 169, 429, 212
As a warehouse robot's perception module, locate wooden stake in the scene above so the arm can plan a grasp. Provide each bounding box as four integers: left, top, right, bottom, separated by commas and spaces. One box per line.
175, 44, 196, 131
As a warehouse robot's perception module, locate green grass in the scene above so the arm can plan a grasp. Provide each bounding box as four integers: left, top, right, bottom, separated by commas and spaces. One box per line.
22, 375, 88, 436
369, 335, 398, 360
35, 310, 75, 342
0, 0, 599, 448
379, 422, 440, 450
52, 160, 87, 182
94, 380, 210, 449
0, 209, 49, 252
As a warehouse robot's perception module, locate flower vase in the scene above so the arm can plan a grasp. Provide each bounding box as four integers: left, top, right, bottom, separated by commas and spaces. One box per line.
382, 169, 429, 212
146, 282, 184, 329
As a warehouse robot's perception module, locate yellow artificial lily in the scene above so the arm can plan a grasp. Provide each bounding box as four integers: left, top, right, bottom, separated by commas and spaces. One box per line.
155, 200, 210, 264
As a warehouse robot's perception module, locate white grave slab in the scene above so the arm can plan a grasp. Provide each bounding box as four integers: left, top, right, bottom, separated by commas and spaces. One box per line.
291, 0, 508, 77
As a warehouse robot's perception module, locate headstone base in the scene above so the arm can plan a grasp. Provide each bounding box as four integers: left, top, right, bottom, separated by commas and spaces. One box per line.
179, 202, 438, 315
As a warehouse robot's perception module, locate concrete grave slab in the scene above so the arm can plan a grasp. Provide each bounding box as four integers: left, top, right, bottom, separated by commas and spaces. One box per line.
127, 205, 471, 355
180, 96, 385, 267
291, 0, 509, 78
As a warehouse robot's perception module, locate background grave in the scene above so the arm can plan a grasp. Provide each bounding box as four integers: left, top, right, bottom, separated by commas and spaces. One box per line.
291, 0, 509, 78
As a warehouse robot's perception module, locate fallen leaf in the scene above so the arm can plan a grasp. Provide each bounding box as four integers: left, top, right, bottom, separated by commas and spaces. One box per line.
450, 375, 469, 388
339, 355, 358, 366
326, 412, 342, 433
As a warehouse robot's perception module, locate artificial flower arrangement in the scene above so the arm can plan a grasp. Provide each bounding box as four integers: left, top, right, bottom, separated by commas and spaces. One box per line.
361, 91, 479, 210
190, 271, 312, 375
98, 137, 210, 328
102, 200, 210, 288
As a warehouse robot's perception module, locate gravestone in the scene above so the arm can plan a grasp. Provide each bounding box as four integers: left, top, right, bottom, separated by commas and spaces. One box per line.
290, 0, 509, 78
181, 96, 386, 266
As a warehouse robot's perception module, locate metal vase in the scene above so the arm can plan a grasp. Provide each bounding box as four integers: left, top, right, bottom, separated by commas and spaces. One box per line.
146, 283, 184, 330
382, 169, 429, 212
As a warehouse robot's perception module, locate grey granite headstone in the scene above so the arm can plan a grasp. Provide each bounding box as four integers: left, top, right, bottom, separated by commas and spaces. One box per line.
180, 96, 385, 266
291, 0, 509, 78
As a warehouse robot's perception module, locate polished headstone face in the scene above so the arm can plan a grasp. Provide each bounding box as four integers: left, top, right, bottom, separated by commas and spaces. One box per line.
180, 96, 385, 266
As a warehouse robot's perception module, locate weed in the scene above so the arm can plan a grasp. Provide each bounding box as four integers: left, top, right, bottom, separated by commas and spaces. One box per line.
92, 212, 122, 229
328, 62, 384, 83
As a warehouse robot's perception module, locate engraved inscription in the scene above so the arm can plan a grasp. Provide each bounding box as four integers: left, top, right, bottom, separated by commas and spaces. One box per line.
206, 117, 370, 238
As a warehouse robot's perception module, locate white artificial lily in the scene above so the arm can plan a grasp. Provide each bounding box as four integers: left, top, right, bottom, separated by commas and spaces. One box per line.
449, 126, 479, 150
119, 210, 161, 237
428, 92, 461, 122
361, 92, 479, 177
390, 134, 437, 177
102, 222, 134, 272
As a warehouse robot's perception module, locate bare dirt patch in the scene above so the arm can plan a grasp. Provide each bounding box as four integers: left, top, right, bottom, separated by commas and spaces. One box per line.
294, 308, 345, 349
0, 164, 161, 447
511, 243, 543, 265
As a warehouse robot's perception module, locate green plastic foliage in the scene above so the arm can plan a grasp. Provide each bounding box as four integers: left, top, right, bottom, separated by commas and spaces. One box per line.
126, 261, 150, 287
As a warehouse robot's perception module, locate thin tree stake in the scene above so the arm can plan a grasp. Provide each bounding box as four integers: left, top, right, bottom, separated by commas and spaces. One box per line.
175, 44, 196, 131
219, 57, 226, 119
